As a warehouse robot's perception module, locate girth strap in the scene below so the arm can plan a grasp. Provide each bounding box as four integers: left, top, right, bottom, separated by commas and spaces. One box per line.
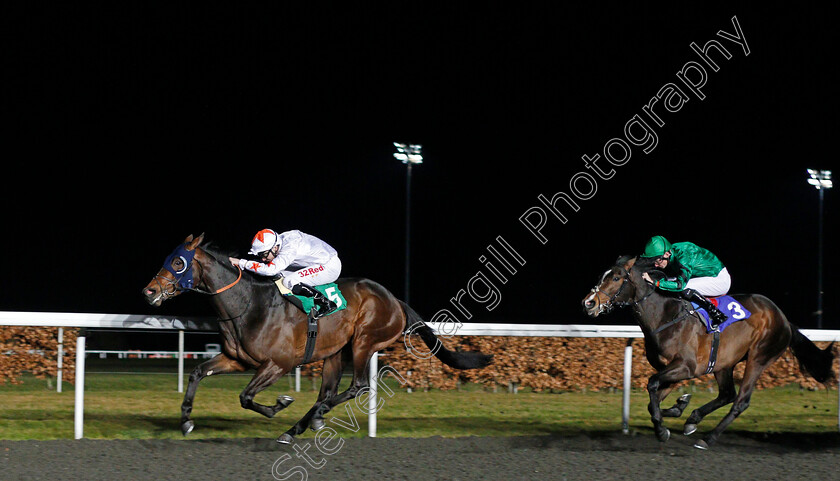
705, 330, 720, 374
301, 309, 319, 366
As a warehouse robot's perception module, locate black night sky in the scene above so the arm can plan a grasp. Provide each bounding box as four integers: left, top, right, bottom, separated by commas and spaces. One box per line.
3, 3, 837, 331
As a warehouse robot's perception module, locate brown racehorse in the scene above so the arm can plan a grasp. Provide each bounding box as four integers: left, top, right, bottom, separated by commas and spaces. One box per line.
582, 255, 835, 449
142, 234, 492, 444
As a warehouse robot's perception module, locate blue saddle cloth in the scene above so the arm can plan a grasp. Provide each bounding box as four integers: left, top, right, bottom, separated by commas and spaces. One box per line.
691, 295, 751, 333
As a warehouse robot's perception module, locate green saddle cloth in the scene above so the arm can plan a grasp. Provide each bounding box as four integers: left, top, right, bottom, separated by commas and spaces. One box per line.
277, 282, 347, 317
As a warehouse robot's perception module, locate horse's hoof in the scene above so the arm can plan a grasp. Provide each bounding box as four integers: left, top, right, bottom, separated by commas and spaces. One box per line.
277, 395, 295, 407
181, 420, 195, 436
276, 433, 294, 445
677, 393, 692, 406
656, 427, 671, 442
693, 439, 710, 450
310, 418, 326, 432
684, 423, 697, 436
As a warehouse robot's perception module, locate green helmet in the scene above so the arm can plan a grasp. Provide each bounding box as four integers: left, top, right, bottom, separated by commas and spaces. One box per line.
641, 235, 672, 258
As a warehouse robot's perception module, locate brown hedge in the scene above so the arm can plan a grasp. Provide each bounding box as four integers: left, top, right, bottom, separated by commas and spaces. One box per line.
0, 327, 78, 385
302, 335, 837, 392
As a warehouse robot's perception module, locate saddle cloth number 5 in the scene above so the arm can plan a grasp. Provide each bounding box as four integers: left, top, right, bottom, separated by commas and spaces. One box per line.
325, 286, 343, 308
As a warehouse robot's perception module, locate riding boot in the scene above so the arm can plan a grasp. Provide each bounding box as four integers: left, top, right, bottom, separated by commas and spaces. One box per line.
682, 288, 727, 329
291, 283, 336, 318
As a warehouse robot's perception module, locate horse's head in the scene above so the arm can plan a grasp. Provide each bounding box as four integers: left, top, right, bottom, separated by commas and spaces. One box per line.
581, 255, 638, 317
142, 233, 205, 306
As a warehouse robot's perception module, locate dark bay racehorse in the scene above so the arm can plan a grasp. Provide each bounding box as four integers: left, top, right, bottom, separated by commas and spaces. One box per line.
582, 255, 835, 449
142, 234, 492, 444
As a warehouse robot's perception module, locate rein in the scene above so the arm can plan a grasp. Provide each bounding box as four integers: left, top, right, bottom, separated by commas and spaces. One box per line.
189, 263, 243, 296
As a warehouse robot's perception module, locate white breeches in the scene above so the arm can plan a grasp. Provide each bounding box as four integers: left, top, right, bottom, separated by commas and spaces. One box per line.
280, 256, 342, 289
685, 267, 731, 297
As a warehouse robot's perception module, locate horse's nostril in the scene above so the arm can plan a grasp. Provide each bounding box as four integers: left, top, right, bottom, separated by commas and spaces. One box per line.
585, 300, 595, 308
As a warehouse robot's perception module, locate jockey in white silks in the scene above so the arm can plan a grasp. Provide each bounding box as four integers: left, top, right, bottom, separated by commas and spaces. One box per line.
229, 229, 341, 317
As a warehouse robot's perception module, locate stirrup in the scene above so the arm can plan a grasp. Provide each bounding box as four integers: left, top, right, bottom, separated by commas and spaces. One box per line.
709, 309, 727, 330
311, 298, 336, 319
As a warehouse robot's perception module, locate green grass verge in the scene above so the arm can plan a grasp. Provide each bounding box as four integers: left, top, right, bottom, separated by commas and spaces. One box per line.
1, 372, 836, 441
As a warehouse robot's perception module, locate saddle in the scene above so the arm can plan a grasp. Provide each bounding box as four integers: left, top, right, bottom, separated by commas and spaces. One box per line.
689, 295, 752, 374
274, 279, 347, 365
689, 295, 751, 333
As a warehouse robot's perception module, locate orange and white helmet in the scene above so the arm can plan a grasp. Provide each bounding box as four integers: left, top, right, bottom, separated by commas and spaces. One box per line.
248, 229, 280, 255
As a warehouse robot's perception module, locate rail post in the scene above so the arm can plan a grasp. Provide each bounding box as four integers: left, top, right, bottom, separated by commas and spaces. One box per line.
177, 330, 184, 393
368, 351, 378, 437
622, 339, 633, 434
74, 329, 86, 439
57, 327, 64, 393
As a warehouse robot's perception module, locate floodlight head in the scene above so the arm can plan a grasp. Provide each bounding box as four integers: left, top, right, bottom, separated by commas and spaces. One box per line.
393, 142, 423, 164
807, 169, 833, 190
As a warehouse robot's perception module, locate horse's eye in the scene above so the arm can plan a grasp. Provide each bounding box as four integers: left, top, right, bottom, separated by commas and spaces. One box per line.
172, 256, 188, 274
613, 276, 620, 282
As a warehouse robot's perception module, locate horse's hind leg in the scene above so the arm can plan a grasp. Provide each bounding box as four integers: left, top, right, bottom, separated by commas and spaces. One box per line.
277, 352, 345, 444
239, 360, 295, 418
308, 353, 345, 431
181, 353, 247, 435
684, 367, 736, 436
695, 356, 777, 450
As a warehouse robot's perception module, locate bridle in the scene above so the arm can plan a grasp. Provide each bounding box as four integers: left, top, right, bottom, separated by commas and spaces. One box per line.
588, 268, 631, 314
588, 266, 655, 314
154, 243, 242, 300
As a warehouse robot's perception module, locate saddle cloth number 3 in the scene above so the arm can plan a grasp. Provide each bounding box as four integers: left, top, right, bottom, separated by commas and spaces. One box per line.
727, 301, 747, 320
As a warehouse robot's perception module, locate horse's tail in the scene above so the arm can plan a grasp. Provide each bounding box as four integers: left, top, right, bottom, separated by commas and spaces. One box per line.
399, 301, 492, 370
789, 326, 835, 384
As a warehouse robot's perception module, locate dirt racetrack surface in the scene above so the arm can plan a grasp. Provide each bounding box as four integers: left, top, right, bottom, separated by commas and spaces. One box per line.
3, 431, 839, 481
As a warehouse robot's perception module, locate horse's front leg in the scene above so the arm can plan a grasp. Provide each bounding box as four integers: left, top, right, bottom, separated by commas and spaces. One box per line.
181, 353, 247, 435
648, 385, 692, 418
277, 352, 344, 444
239, 360, 295, 418
647, 360, 692, 442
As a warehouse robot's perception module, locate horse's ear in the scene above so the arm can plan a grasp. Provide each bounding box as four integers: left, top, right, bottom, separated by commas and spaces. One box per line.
616, 255, 637, 270
184, 233, 204, 250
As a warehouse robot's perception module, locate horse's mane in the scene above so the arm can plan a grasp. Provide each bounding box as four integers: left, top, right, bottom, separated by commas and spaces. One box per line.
202, 240, 238, 259
613, 254, 656, 272
632, 256, 656, 270
614, 255, 667, 286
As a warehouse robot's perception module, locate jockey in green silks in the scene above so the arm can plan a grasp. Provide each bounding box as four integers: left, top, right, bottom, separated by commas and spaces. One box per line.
640, 236, 730, 328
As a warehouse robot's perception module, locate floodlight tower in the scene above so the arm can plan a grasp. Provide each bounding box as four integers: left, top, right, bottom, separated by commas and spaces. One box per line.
807, 169, 832, 328
394, 142, 423, 303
